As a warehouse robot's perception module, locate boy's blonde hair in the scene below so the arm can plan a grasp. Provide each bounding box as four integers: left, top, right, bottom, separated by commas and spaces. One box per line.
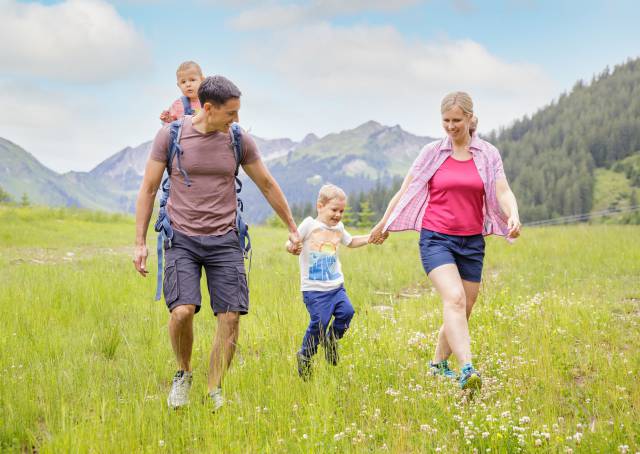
176, 61, 203, 77
317, 184, 347, 205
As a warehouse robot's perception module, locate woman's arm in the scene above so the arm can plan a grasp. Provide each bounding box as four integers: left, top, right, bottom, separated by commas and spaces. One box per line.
368, 172, 414, 244
495, 178, 521, 238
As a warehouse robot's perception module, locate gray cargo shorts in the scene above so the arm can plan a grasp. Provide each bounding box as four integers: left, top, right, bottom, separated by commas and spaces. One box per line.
163, 229, 249, 315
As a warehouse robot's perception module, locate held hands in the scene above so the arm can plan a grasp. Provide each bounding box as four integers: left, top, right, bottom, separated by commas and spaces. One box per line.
368, 222, 389, 245
287, 230, 303, 255
507, 215, 522, 239
133, 244, 149, 276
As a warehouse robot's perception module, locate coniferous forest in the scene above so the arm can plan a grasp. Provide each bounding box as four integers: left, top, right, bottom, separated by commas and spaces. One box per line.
488, 58, 640, 222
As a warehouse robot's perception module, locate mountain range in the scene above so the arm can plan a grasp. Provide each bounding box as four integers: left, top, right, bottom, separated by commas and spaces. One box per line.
2, 57, 640, 224
0, 121, 434, 223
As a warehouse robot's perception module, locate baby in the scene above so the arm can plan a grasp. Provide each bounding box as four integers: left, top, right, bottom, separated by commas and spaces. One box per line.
159, 61, 204, 123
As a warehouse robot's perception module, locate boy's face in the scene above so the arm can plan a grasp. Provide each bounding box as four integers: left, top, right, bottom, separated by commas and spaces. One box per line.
176, 67, 204, 99
317, 198, 346, 227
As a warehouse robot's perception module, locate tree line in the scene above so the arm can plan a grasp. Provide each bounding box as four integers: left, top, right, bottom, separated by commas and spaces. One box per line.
486, 57, 640, 222
0, 185, 30, 206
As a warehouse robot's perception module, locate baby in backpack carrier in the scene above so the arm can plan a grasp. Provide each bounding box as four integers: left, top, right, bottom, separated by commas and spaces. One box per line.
159, 61, 205, 123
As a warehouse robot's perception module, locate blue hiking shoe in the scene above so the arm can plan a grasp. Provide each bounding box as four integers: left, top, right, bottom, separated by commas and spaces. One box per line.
459, 363, 482, 390
429, 360, 458, 379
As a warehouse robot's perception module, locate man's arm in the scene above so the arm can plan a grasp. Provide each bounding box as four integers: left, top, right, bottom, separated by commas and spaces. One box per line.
133, 159, 166, 276
242, 159, 301, 246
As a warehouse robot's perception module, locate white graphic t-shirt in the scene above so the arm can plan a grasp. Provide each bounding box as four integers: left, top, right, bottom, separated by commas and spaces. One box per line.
297, 217, 353, 292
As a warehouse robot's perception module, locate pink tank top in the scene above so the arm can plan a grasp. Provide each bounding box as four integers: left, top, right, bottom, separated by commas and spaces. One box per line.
422, 156, 485, 235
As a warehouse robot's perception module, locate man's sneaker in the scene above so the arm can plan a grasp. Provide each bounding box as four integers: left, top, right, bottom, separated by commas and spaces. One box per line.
459, 364, 482, 390
296, 352, 312, 380
167, 370, 192, 408
208, 388, 224, 413
429, 359, 458, 379
324, 335, 339, 366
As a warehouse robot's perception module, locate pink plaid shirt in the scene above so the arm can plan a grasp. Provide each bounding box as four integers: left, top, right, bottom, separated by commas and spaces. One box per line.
384, 135, 511, 239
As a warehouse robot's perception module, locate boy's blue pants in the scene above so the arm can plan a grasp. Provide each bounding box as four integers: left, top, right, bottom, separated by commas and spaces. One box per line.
299, 286, 355, 358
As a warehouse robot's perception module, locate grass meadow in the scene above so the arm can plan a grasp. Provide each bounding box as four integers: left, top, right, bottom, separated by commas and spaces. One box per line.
0, 205, 639, 453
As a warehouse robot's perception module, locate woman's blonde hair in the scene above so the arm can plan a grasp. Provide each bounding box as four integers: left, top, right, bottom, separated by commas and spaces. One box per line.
441, 91, 474, 116
317, 184, 347, 205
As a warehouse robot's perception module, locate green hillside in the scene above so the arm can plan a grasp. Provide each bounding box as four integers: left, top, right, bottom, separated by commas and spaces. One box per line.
487, 58, 640, 222
0, 138, 134, 212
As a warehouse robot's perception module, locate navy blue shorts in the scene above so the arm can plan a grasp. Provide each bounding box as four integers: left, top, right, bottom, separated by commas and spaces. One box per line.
419, 229, 485, 282
163, 230, 249, 315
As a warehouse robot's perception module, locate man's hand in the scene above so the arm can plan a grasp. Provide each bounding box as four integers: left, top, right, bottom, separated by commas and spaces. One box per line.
133, 244, 149, 276
506, 215, 522, 239
159, 110, 173, 123
286, 240, 302, 255
368, 223, 389, 245
288, 230, 303, 254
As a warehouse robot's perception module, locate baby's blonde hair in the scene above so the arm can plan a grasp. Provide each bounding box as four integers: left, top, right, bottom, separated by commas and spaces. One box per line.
176, 61, 203, 77
317, 184, 347, 205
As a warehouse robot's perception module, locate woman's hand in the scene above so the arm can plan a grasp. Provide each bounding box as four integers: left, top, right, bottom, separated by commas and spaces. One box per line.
368, 222, 389, 245
507, 215, 522, 239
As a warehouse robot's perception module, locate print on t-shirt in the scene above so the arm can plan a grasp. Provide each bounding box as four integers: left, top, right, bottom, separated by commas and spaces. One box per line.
307, 228, 342, 281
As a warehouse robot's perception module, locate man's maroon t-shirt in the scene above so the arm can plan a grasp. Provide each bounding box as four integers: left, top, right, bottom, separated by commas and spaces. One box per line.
150, 116, 260, 236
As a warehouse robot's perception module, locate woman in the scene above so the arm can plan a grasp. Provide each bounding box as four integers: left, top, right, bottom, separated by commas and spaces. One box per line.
369, 92, 521, 390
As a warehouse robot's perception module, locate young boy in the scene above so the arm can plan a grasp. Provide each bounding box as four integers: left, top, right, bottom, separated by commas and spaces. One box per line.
159, 61, 205, 123
286, 184, 370, 379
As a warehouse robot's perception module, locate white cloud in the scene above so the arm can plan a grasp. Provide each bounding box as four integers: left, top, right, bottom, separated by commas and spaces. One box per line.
0, 80, 161, 172
0, 0, 151, 83
239, 23, 557, 139
230, 0, 423, 30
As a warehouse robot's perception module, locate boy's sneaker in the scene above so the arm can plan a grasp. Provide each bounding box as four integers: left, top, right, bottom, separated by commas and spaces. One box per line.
429, 359, 458, 379
167, 370, 192, 408
459, 364, 482, 390
208, 388, 224, 413
296, 352, 312, 380
324, 335, 339, 366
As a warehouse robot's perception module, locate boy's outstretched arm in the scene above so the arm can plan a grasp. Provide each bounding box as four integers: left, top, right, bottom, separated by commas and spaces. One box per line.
348, 234, 370, 248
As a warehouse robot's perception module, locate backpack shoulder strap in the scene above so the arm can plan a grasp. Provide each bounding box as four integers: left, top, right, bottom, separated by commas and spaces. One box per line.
230, 123, 243, 177
180, 96, 193, 115
166, 119, 184, 173
166, 118, 190, 185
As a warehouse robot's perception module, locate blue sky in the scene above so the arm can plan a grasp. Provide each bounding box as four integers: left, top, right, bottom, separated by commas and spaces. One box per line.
1, 0, 638, 172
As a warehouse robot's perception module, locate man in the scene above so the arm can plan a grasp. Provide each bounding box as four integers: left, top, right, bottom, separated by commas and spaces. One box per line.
133, 75, 301, 411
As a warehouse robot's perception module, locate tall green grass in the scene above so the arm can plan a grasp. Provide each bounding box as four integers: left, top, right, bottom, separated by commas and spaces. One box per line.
1, 207, 638, 452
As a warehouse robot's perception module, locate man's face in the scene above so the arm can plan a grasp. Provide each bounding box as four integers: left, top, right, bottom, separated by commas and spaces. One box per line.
205, 98, 240, 132
176, 67, 204, 99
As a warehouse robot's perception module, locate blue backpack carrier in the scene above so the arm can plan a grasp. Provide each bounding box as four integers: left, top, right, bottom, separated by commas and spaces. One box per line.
180, 96, 195, 116
153, 118, 251, 301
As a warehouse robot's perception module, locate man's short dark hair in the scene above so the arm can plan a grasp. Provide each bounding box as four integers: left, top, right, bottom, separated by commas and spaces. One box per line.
198, 75, 242, 106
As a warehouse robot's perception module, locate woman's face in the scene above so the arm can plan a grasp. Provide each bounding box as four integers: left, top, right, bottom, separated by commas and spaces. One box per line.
441, 105, 471, 141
